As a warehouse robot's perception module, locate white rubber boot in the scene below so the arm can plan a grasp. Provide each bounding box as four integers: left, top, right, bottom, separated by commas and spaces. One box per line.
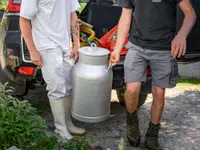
64, 96, 86, 135
49, 99, 72, 140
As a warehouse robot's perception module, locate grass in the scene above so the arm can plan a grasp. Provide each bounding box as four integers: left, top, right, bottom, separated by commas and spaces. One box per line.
176, 77, 200, 91
177, 77, 200, 85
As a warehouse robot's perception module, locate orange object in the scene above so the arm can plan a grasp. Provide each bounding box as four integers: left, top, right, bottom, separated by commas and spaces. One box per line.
99, 25, 128, 55
18, 67, 35, 75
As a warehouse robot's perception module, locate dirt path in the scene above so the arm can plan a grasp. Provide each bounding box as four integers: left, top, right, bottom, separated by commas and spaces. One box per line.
25, 84, 200, 150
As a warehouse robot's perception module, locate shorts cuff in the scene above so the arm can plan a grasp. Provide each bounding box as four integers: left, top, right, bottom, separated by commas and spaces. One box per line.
152, 82, 177, 89
125, 79, 146, 83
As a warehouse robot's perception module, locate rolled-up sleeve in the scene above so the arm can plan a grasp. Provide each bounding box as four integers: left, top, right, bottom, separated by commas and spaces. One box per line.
71, 0, 80, 13
117, 0, 133, 8
20, 0, 38, 19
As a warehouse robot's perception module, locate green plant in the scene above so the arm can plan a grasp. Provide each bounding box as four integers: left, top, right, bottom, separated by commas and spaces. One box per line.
0, 83, 47, 149
23, 136, 60, 150
0, 83, 101, 150
177, 77, 200, 85
118, 138, 125, 150
62, 138, 102, 150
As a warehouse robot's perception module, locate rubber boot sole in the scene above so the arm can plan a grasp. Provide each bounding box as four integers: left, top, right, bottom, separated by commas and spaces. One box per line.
68, 129, 86, 136
69, 130, 86, 136
54, 129, 73, 140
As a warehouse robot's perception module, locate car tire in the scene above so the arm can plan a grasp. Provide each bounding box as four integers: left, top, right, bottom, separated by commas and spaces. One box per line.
116, 88, 148, 108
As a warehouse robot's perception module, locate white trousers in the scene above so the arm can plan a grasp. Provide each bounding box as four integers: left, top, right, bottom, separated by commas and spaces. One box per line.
39, 47, 74, 100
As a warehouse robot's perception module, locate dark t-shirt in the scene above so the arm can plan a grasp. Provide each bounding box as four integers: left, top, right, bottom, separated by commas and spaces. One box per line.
117, 0, 182, 50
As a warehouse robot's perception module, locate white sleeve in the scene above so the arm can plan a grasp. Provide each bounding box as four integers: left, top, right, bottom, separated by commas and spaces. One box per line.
71, 0, 80, 12
20, 0, 38, 19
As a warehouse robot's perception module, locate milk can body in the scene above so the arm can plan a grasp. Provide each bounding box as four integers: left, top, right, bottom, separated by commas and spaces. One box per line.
72, 46, 113, 123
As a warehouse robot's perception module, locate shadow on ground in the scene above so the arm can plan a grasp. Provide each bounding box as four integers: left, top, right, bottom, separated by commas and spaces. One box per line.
25, 86, 200, 150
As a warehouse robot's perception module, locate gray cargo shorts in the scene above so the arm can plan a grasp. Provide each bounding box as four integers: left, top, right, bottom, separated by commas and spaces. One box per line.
124, 42, 179, 88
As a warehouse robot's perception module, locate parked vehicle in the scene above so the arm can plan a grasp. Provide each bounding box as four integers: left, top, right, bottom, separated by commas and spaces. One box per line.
0, 0, 200, 107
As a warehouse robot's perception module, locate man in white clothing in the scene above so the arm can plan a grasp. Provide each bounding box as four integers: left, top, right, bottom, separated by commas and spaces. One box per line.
20, 0, 85, 140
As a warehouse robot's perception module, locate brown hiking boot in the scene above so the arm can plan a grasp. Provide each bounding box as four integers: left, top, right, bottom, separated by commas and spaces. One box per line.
126, 111, 141, 147
144, 122, 162, 150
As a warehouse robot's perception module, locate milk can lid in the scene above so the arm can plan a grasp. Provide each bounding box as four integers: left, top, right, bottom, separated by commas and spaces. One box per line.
79, 46, 110, 56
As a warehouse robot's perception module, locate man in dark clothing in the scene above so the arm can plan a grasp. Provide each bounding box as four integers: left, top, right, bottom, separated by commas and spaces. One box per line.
110, 0, 196, 149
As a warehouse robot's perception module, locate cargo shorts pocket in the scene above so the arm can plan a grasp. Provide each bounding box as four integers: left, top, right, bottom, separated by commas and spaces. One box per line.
169, 59, 179, 86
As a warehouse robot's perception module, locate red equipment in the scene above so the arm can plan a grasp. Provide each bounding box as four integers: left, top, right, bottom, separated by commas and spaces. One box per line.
7, 0, 21, 12
99, 25, 128, 55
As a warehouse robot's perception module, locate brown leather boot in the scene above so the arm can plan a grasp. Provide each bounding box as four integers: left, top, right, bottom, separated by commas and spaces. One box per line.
126, 111, 141, 147
144, 122, 162, 150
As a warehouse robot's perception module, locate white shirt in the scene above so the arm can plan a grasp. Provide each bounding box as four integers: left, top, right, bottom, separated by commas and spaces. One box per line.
20, 0, 80, 51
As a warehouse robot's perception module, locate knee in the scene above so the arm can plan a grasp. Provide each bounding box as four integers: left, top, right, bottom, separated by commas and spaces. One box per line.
45, 76, 66, 100
153, 97, 165, 107
49, 81, 66, 99
126, 88, 140, 96
153, 94, 165, 103
126, 83, 141, 96
152, 88, 165, 106
152, 87, 165, 101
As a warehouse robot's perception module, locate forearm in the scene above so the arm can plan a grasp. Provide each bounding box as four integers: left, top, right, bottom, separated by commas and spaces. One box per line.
19, 17, 37, 53
177, 2, 197, 37
115, 8, 133, 53
70, 12, 80, 48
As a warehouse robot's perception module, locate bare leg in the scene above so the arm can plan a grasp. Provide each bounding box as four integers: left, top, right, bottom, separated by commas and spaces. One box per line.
151, 86, 165, 125
125, 82, 142, 147
144, 86, 164, 150
125, 82, 142, 113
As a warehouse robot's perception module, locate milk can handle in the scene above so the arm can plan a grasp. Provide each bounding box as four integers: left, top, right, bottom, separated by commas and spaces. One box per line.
91, 43, 97, 47
90, 43, 111, 72
106, 64, 112, 72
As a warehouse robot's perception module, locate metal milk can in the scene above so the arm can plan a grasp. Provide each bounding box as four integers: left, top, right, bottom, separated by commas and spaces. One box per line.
71, 46, 113, 123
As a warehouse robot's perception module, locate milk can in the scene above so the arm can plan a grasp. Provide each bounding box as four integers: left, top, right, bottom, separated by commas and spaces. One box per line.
71, 46, 113, 123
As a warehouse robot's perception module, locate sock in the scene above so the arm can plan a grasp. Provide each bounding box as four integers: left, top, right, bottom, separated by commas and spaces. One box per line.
126, 110, 137, 115
150, 121, 160, 127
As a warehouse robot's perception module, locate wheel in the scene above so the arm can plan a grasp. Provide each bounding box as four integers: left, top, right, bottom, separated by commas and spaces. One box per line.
116, 88, 148, 108
0, 65, 28, 97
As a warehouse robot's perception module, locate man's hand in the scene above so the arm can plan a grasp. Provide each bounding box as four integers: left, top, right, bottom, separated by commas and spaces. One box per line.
109, 8, 132, 66
70, 47, 79, 61
109, 50, 120, 67
30, 51, 43, 67
171, 0, 197, 58
171, 34, 187, 58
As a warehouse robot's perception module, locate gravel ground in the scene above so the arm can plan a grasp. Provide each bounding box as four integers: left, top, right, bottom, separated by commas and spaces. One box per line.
25, 84, 200, 150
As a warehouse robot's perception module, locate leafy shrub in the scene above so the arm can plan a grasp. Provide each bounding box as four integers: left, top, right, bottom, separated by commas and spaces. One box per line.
0, 83, 47, 149
0, 83, 101, 150
62, 138, 102, 150
23, 136, 60, 150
